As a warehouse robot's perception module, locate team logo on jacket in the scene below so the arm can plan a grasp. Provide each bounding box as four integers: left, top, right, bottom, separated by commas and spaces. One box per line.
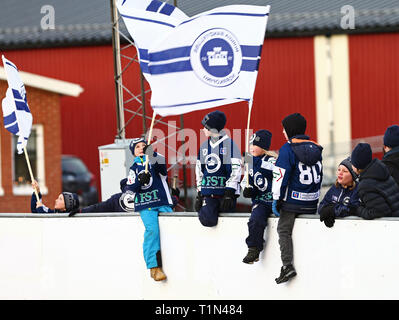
119, 191, 135, 212
343, 196, 350, 206
190, 28, 242, 87
254, 172, 268, 192
205, 153, 221, 174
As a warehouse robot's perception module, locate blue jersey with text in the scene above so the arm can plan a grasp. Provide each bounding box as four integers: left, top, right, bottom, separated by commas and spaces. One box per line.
196, 133, 242, 196
272, 135, 323, 214
124, 153, 173, 212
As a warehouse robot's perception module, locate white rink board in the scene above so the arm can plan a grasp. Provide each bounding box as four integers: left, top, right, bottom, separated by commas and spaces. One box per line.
0, 213, 398, 299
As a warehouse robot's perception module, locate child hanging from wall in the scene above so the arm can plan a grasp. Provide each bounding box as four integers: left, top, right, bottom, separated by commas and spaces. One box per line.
241, 130, 277, 264
195, 110, 242, 227
272, 113, 323, 284
123, 137, 174, 282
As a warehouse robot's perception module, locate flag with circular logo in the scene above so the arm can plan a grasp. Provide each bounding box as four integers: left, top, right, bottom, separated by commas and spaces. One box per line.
118, 1, 270, 117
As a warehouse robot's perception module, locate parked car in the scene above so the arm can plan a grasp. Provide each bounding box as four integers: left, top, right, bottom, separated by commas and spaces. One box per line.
62, 155, 98, 207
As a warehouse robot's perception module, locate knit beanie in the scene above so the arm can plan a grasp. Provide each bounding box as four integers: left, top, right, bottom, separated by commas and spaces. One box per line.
282, 113, 307, 139
201, 110, 227, 132
351, 143, 372, 170
250, 129, 272, 150
129, 137, 146, 156
383, 125, 399, 148
339, 157, 358, 181
62, 192, 79, 212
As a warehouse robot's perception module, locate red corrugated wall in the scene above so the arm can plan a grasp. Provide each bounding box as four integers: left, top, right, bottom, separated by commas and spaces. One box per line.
3, 36, 317, 194
349, 33, 399, 139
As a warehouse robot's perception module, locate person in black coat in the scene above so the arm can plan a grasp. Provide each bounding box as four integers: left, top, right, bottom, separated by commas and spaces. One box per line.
318, 157, 360, 228
351, 143, 399, 219
382, 125, 399, 186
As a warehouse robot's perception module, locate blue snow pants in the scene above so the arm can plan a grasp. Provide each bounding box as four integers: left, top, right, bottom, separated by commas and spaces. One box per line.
139, 205, 172, 269
245, 203, 272, 251
198, 196, 237, 227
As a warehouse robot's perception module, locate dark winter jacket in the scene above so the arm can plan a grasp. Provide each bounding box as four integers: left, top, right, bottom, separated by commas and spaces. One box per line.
31, 192, 60, 213
318, 183, 360, 217
382, 146, 399, 187
272, 135, 323, 214
79, 191, 179, 213
356, 159, 399, 219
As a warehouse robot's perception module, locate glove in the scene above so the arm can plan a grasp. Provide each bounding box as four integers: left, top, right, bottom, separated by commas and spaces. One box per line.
319, 204, 335, 228
243, 187, 254, 198
194, 192, 204, 212
220, 188, 236, 212
68, 208, 81, 217
272, 200, 280, 217
171, 188, 180, 198
138, 171, 151, 185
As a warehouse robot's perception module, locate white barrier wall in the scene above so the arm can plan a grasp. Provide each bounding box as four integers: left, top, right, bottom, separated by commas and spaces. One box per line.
0, 213, 398, 299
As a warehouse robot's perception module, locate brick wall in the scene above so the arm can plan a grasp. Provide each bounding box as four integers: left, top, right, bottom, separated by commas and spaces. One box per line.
0, 81, 62, 212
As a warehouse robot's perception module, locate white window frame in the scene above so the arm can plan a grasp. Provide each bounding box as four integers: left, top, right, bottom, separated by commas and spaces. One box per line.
12, 124, 48, 196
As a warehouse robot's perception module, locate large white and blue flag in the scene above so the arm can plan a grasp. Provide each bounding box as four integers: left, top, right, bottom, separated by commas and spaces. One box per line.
117, 0, 270, 117
1, 55, 33, 154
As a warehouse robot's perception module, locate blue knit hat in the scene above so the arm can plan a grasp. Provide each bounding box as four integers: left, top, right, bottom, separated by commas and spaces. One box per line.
129, 137, 146, 156
384, 125, 399, 148
201, 110, 226, 132
351, 143, 372, 170
250, 129, 272, 150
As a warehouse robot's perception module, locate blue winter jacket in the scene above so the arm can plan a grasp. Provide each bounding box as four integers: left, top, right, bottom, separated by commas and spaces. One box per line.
196, 132, 242, 196
31, 192, 58, 213
124, 153, 174, 212
318, 183, 360, 217
242, 154, 275, 207
272, 135, 323, 214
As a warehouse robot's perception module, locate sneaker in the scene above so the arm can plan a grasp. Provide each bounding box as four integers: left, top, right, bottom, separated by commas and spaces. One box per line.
275, 264, 297, 284
150, 267, 167, 281
242, 247, 260, 264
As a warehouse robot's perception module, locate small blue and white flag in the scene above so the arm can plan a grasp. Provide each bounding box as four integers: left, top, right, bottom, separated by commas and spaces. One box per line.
1, 55, 33, 154
117, 0, 270, 117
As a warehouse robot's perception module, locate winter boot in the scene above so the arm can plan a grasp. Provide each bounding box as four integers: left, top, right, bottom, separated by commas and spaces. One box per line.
242, 247, 260, 264
275, 264, 297, 284
150, 267, 167, 281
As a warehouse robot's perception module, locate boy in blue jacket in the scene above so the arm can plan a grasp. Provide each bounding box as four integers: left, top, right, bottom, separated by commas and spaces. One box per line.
318, 157, 360, 227
272, 113, 323, 284
241, 129, 276, 264
31, 180, 79, 213
195, 110, 242, 227
123, 137, 174, 282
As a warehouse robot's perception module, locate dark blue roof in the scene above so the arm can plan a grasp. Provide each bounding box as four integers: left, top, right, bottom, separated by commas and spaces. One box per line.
0, 0, 398, 49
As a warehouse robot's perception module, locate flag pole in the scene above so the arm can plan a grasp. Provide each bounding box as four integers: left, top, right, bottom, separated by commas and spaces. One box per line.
145, 111, 157, 173
23, 147, 40, 202
245, 99, 254, 187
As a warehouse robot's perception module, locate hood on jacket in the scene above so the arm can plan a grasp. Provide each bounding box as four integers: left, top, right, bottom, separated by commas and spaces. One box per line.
290, 135, 323, 166
359, 158, 390, 182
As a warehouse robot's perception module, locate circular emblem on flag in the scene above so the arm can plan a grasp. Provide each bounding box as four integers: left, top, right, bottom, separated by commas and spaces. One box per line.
190, 28, 242, 87
205, 153, 222, 174
119, 191, 135, 212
